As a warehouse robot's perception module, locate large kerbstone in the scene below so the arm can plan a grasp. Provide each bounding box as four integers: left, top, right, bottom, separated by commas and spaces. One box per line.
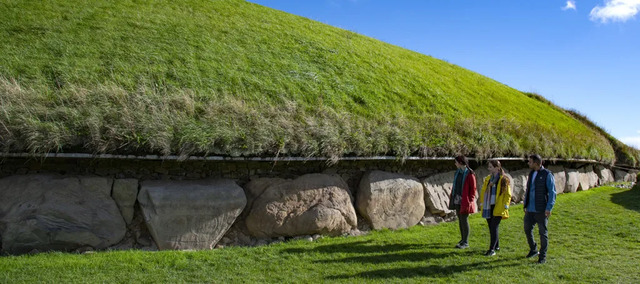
565, 169, 580, 193
138, 179, 246, 250
616, 170, 638, 183
358, 171, 425, 230
578, 166, 599, 191
474, 168, 490, 193
508, 169, 530, 203
241, 177, 284, 220
0, 175, 125, 254
548, 166, 567, 194
111, 179, 139, 225
614, 170, 637, 182
614, 170, 625, 182
246, 174, 357, 238
595, 166, 614, 185
474, 168, 490, 207
421, 171, 455, 216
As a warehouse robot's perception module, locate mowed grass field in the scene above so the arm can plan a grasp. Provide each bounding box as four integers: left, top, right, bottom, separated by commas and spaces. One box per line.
1, 185, 638, 283
2, 0, 635, 164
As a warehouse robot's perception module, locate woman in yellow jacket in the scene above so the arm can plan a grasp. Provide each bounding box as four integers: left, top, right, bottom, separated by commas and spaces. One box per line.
479, 160, 512, 256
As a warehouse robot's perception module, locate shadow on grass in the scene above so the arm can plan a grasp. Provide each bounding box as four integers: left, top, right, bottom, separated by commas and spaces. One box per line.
326, 257, 524, 280
283, 240, 481, 266
282, 240, 443, 255
313, 250, 476, 264
610, 188, 640, 213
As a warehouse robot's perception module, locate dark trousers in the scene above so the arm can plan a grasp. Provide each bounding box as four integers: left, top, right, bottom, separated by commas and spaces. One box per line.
457, 209, 469, 245
487, 206, 502, 250
524, 212, 549, 258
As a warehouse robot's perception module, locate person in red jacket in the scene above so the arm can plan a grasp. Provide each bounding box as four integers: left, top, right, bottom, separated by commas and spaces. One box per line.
448, 155, 477, 249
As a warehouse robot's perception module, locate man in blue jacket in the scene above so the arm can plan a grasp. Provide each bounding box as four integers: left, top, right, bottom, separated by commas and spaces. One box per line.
523, 154, 556, 264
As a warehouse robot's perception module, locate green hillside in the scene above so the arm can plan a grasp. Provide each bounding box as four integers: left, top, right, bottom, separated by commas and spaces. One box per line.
0, 0, 636, 164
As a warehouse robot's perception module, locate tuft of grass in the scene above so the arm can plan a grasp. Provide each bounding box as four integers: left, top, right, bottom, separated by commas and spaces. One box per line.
1, 185, 639, 282
0, 0, 617, 162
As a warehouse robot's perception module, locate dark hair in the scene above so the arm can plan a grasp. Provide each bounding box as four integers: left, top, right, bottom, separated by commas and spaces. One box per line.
488, 160, 509, 194
455, 155, 474, 175
528, 154, 543, 165
488, 160, 505, 176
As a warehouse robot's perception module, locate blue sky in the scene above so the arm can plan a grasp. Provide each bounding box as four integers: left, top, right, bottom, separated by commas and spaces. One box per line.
249, 0, 640, 149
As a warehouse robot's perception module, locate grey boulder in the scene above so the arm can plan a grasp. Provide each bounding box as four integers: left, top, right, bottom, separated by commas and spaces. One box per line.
615, 170, 637, 183
565, 169, 580, 193
548, 166, 567, 194
0, 175, 125, 254
474, 168, 490, 207
421, 171, 455, 216
111, 179, 139, 225
578, 166, 599, 190
595, 166, 614, 185
246, 174, 357, 238
138, 179, 246, 250
508, 169, 531, 203
358, 171, 425, 230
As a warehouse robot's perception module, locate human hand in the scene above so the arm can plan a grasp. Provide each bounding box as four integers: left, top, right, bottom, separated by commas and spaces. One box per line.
545, 210, 551, 217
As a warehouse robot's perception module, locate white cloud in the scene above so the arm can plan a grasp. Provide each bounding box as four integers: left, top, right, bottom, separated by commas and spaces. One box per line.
590, 0, 640, 23
563, 1, 577, 10
620, 130, 640, 149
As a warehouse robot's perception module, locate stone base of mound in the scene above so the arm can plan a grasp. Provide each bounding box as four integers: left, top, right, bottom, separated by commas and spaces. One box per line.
0, 157, 636, 254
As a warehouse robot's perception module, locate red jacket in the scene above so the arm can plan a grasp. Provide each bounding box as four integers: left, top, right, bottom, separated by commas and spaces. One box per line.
448, 171, 477, 214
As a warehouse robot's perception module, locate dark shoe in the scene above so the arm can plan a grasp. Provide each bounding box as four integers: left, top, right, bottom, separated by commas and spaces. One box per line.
537, 258, 546, 264
455, 243, 469, 249
484, 250, 496, 256
526, 250, 539, 258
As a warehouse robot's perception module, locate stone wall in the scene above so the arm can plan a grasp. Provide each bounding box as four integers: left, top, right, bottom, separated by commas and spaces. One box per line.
0, 157, 636, 254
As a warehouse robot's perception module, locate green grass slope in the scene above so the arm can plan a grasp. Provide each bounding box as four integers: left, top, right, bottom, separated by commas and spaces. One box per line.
0, 0, 625, 162
1, 185, 639, 282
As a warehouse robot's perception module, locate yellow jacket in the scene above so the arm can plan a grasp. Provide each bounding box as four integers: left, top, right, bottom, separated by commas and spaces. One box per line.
479, 175, 512, 219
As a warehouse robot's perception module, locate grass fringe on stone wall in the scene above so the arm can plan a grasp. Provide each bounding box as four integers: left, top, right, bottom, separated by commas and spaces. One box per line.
0, 0, 623, 163
524, 92, 639, 167
565, 109, 640, 167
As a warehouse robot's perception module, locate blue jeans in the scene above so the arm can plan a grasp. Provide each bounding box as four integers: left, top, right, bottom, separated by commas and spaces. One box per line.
524, 212, 549, 258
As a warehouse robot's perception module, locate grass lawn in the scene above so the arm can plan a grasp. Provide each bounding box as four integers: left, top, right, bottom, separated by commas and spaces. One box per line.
2, 0, 632, 163
1, 185, 639, 283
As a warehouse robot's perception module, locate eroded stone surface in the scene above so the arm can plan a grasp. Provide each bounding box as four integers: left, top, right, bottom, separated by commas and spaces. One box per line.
548, 166, 566, 194
578, 166, 599, 190
565, 169, 580, 193
421, 171, 455, 216
474, 168, 490, 207
595, 166, 614, 185
358, 171, 425, 230
138, 179, 246, 250
0, 175, 125, 254
508, 169, 530, 203
112, 178, 139, 225
246, 174, 357, 238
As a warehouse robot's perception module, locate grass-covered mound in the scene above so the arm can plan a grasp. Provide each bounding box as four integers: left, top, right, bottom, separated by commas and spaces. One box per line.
1, 185, 639, 282
0, 0, 633, 163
